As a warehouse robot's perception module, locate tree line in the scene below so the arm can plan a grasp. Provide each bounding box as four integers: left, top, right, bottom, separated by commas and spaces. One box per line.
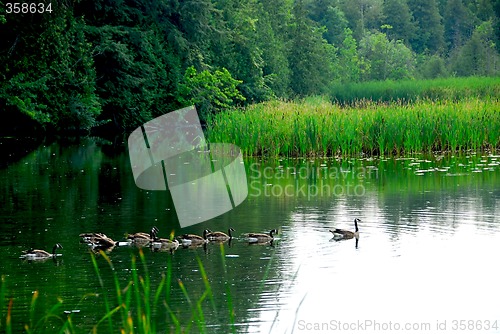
1, 0, 499, 134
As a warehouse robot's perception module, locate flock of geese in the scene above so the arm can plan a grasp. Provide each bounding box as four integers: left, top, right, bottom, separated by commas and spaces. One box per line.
19, 219, 361, 260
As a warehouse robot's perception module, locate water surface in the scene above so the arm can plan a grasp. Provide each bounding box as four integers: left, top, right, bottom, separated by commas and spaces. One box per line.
1, 138, 499, 333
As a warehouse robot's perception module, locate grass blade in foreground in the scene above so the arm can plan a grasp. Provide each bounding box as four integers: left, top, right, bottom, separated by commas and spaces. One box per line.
219, 244, 235, 334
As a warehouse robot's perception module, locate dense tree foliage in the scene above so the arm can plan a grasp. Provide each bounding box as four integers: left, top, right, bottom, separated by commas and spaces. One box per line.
1, 0, 499, 133
359, 30, 416, 81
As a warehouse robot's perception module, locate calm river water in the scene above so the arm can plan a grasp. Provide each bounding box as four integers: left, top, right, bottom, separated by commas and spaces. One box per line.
1, 137, 499, 333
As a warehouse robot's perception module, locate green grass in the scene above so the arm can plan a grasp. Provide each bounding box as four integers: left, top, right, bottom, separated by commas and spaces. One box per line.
207, 95, 500, 157
330, 76, 500, 104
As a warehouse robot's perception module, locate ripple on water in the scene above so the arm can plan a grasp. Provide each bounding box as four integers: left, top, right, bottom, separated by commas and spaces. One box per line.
2, 151, 500, 333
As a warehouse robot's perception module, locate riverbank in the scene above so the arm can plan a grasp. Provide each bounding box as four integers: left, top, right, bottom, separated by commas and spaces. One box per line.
207, 96, 500, 157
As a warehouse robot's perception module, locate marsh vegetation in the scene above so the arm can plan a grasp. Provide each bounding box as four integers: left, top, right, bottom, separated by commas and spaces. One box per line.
208, 78, 500, 157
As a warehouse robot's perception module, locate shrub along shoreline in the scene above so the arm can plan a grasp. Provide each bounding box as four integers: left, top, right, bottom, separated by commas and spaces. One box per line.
207, 96, 500, 157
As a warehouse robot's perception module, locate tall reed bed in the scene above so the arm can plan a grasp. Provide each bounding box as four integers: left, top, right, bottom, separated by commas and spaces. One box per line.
207, 97, 500, 156
330, 76, 500, 104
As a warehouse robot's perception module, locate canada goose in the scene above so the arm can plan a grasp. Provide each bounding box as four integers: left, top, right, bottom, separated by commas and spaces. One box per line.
126, 226, 159, 241
151, 237, 180, 252
177, 229, 210, 246
207, 228, 235, 241
21, 243, 63, 259
80, 232, 110, 243
79, 232, 116, 248
79, 232, 101, 243
329, 218, 360, 240
245, 229, 277, 243
125, 227, 158, 247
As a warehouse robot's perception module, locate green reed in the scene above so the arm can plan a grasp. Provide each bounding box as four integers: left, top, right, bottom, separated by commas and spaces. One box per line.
331, 76, 500, 104
219, 244, 235, 332
91, 250, 180, 333
0, 275, 9, 334
207, 96, 500, 157
0, 243, 287, 334
0, 248, 237, 334
0, 281, 74, 334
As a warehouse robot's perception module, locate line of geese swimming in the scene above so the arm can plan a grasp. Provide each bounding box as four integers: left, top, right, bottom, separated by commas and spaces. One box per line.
79, 227, 279, 250
20, 227, 280, 260
20, 219, 361, 260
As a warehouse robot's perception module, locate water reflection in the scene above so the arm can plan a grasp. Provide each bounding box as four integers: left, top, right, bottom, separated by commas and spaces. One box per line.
329, 236, 359, 249
0, 139, 499, 333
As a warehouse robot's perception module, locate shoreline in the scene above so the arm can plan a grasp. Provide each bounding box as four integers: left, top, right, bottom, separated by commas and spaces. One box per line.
208, 97, 500, 157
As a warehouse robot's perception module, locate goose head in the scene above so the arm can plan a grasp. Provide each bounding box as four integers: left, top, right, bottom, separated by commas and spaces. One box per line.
354, 218, 361, 232
52, 243, 63, 255
150, 227, 159, 239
